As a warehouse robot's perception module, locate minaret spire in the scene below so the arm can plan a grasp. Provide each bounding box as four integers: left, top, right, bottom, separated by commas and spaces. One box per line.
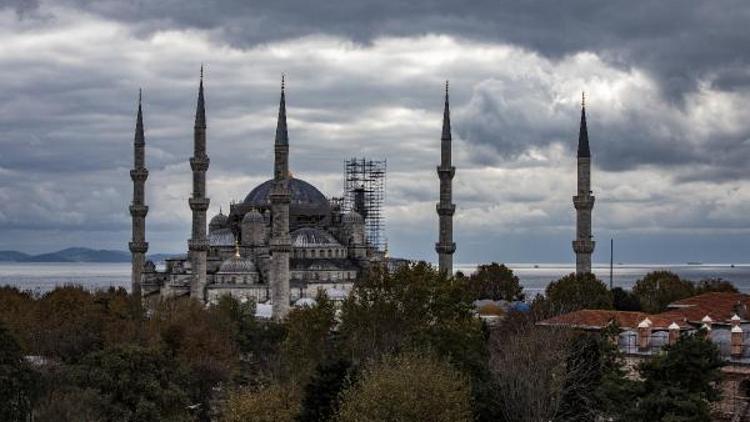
269, 74, 291, 320
573, 91, 595, 274
188, 67, 210, 300
436, 80, 456, 275
129, 89, 149, 299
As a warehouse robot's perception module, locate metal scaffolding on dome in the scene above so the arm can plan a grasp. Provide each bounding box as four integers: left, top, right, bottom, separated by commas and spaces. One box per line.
343, 158, 387, 251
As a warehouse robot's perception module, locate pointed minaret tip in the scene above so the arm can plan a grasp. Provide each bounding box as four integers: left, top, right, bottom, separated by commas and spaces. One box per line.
195, 67, 206, 128
275, 74, 289, 146
582, 91, 585, 108
577, 90, 590, 158
441, 80, 451, 141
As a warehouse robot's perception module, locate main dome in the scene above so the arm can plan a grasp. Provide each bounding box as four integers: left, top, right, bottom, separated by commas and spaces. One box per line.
243, 177, 329, 208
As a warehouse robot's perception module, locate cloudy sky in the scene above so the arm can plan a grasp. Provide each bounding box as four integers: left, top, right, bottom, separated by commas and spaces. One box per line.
1, 0, 749, 264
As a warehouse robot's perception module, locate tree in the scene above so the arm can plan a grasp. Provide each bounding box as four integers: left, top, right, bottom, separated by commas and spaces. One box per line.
224, 383, 300, 422
623, 331, 724, 421
281, 292, 336, 384
695, 278, 738, 295
0, 322, 38, 422
71, 345, 190, 422
297, 356, 353, 422
632, 271, 694, 313
335, 352, 473, 422
468, 263, 524, 301
534, 273, 612, 317
611, 287, 641, 311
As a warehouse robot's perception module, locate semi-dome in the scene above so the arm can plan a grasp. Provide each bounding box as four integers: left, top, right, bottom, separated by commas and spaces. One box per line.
342, 210, 364, 224
244, 177, 328, 208
217, 254, 257, 274
291, 227, 342, 247
242, 208, 264, 224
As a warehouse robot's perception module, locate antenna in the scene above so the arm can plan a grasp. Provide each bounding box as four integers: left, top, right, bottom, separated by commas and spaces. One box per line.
610, 238, 614, 289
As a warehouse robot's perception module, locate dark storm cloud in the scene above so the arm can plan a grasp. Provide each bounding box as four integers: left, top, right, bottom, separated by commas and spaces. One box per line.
15, 0, 750, 100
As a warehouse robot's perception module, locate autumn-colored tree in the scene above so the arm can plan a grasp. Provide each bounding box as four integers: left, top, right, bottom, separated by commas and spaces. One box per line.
632, 271, 694, 313
335, 352, 473, 422
694, 278, 738, 295
224, 383, 301, 422
0, 287, 35, 350
468, 262, 524, 301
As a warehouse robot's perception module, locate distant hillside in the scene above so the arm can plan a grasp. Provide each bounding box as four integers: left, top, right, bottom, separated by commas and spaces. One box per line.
0, 247, 174, 263
0, 250, 32, 262
24, 247, 131, 263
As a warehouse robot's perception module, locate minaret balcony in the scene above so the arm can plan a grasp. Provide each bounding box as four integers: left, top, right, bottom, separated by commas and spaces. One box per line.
435, 242, 456, 254
436, 166, 456, 179
572, 195, 595, 210
436, 203, 456, 216
129, 204, 149, 217
190, 157, 210, 171
129, 241, 149, 254
130, 168, 149, 182
189, 197, 210, 211
572, 240, 595, 254
188, 238, 210, 252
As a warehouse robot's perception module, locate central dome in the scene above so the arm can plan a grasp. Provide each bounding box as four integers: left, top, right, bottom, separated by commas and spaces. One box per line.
243, 177, 328, 208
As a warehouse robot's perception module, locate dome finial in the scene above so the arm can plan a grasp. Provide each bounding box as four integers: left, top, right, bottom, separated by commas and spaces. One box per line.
582, 91, 585, 108
281, 73, 285, 92
234, 239, 240, 257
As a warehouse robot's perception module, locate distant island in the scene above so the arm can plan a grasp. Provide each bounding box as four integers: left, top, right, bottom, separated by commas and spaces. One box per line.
0, 247, 172, 263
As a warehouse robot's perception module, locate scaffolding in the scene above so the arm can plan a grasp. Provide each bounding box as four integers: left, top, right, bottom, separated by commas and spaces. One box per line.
343, 158, 387, 251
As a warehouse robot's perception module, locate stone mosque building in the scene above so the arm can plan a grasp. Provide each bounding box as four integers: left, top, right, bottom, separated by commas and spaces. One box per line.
129, 69, 591, 319
129, 72, 458, 319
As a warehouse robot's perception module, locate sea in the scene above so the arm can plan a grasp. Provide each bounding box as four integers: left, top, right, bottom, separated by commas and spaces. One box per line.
1, 262, 749, 298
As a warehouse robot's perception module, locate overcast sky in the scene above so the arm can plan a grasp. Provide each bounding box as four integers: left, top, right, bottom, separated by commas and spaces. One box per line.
1, 0, 749, 264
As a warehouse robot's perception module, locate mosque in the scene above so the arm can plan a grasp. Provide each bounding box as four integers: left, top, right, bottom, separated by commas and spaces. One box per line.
128, 71, 458, 319
129, 70, 592, 320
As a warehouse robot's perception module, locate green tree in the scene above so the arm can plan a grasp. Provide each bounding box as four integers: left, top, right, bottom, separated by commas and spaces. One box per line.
0, 321, 38, 422
611, 287, 641, 311
297, 356, 353, 422
535, 273, 612, 317
694, 278, 738, 295
71, 345, 190, 422
281, 292, 336, 383
335, 352, 473, 422
623, 331, 724, 421
632, 271, 694, 313
468, 263, 524, 301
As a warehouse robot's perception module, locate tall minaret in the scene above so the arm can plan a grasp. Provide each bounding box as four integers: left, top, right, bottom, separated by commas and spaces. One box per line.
436, 81, 456, 275
188, 67, 210, 300
129, 90, 148, 298
269, 76, 291, 320
572, 93, 595, 274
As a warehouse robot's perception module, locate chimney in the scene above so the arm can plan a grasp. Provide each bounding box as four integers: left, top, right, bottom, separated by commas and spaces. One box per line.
731, 325, 743, 358
638, 318, 652, 351
731, 313, 741, 327
668, 321, 680, 345
701, 315, 713, 338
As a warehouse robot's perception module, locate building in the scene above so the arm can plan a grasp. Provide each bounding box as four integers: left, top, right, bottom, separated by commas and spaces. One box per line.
538, 292, 750, 420
130, 73, 462, 319
132, 73, 385, 319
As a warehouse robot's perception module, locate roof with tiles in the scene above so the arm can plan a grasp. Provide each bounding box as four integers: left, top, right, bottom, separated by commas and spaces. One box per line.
538, 292, 749, 331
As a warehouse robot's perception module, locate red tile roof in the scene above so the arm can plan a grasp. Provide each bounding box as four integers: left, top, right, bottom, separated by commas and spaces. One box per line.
537, 292, 749, 331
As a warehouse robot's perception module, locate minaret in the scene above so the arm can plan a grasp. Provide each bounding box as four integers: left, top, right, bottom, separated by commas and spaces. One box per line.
188, 67, 210, 300
572, 92, 595, 274
435, 81, 456, 275
269, 76, 291, 320
129, 90, 148, 298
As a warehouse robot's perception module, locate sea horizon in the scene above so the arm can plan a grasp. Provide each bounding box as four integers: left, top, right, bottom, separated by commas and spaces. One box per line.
2, 261, 748, 297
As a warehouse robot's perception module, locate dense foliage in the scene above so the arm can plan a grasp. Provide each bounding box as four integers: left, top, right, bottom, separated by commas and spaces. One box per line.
0, 263, 733, 421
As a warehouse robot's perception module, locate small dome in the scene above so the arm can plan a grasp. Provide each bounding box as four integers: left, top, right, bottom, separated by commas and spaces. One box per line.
217, 254, 257, 274
291, 227, 342, 247
209, 211, 228, 228
242, 209, 264, 224
342, 210, 364, 224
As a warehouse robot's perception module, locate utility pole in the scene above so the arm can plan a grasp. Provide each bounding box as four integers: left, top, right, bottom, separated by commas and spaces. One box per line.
609, 238, 614, 289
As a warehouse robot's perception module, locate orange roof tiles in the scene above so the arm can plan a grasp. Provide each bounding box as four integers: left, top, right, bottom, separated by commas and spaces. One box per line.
537, 292, 749, 331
